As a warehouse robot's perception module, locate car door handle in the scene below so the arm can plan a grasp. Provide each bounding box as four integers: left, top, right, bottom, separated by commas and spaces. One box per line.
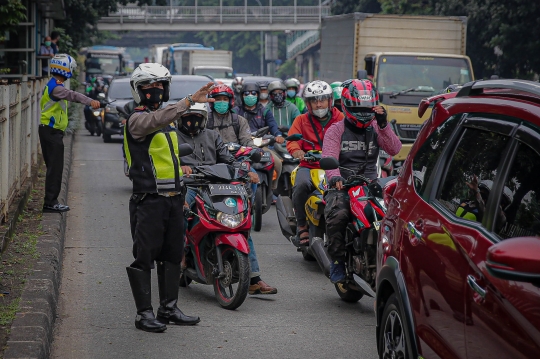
407, 221, 424, 245
467, 275, 486, 299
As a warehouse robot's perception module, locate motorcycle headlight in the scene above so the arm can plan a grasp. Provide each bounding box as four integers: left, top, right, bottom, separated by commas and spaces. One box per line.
92, 110, 101, 117
217, 212, 244, 228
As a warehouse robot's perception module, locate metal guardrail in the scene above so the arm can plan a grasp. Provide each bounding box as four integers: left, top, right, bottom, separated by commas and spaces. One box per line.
103, 5, 330, 24
0, 79, 44, 222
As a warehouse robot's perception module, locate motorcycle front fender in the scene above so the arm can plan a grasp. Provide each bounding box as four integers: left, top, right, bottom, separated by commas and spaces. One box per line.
215, 233, 250, 255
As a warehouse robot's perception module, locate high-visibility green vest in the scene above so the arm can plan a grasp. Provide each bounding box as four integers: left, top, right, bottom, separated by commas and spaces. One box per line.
40, 78, 68, 131
124, 106, 184, 194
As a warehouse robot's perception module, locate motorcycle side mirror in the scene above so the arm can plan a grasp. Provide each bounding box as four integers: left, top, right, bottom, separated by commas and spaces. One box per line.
178, 143, 193, 157
250, 150, 262, 163
285, 133, 302, 141
116, 106, 129, 117
319, 157, 339, 170
254, 126, 269, 138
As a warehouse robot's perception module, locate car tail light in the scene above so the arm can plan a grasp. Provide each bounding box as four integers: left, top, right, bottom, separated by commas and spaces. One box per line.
381, 235, 392, 254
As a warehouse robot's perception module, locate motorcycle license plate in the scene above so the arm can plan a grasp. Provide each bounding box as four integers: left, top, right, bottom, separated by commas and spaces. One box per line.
373, 220, 381, 231
208, 184, 247, 196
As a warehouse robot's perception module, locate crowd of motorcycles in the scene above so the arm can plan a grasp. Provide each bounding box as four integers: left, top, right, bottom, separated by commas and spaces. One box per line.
85, 77, 396, 310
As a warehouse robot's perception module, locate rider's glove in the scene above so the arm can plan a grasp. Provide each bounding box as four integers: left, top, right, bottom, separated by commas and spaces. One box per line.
375, 108, 388, 129
329, 176, 346, 188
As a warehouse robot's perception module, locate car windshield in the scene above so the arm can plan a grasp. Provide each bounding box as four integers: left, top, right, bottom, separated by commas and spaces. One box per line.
86, 55, 121, 75
108, 81, 132, 99
376, 55, 473, 94
192, 69, 234, 79
170, 78, 210, 100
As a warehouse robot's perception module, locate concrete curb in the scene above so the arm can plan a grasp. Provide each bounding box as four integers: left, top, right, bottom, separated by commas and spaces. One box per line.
4, 132, 75, 359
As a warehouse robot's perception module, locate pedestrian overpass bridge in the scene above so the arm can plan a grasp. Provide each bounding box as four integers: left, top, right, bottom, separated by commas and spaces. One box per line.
97, 3, 330, 32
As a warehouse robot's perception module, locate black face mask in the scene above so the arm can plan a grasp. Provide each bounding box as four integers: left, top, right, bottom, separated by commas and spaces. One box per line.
180, 114, 204, 135
141, 87, 164, 104
271, 93, 285, 107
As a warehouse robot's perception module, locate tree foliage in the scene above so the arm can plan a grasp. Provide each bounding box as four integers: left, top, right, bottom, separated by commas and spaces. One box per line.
331, 0, 540, 79
0, 0, 27, 38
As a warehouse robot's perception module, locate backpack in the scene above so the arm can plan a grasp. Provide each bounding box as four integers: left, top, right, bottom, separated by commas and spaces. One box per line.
207, 111, 241, 139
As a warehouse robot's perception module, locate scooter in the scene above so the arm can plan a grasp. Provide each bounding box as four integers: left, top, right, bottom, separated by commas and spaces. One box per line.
275, 133, 328, 262
273, 125, 299, 198
317, 157, 394, 302
84, 92, 106, 136
180, 162, 256, 310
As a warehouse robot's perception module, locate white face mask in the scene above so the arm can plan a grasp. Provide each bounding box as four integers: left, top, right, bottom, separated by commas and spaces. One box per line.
259, 93, 269, 100
313, 108, 329, 118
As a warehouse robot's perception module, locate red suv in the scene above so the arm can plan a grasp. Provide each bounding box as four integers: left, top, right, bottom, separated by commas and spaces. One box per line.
376, 79, 540, 359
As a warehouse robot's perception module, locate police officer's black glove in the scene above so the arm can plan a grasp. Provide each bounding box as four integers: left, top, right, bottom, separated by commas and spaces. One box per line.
329, 176, 346, 189
375, 108, 388, 129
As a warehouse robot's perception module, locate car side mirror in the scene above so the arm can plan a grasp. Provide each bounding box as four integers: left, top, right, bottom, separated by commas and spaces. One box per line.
486, 237, 540, 286
319, 157, 339, 170
285, 133, 302, 141
178, 143, 194, 157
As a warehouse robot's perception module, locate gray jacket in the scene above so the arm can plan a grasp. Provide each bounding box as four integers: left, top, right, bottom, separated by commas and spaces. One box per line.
177, 128, 235, 168
207, 110, 254, 147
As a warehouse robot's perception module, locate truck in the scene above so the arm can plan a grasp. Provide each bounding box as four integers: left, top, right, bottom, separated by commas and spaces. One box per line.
161, 43, 214, 75
189, 50, 234, 85
319, 13, 474, 164
82, 45, 127, 82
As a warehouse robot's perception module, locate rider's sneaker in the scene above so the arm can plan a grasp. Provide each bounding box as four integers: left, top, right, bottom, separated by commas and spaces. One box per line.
329, 260, 346, 284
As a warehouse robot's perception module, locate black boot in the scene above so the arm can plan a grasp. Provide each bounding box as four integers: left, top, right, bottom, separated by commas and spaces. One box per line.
156, 261, 200, 325
126, 267, 167, 333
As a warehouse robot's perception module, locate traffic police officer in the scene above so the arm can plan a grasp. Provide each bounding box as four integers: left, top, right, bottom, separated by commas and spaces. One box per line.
39, 54, 100, 212
124, 63, 214, 333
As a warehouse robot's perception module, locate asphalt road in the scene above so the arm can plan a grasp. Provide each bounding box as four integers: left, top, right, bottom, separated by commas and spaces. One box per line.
50, 133, 378, 359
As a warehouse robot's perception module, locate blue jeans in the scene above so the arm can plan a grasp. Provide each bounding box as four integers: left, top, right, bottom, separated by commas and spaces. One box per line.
185, 188, 260, 278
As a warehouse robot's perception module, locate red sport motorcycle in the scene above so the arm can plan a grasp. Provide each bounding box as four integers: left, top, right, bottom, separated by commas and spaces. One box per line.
180, 162, 256, 310
316, 157, 394, 302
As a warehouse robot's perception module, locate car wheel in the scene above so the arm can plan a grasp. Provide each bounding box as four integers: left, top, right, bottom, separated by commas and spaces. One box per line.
379, 293, 408, 359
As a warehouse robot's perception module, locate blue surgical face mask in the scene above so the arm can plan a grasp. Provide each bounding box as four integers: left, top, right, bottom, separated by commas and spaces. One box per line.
243, 95, 258, 107
287, 90, 296, 98
214, 101, 229, 114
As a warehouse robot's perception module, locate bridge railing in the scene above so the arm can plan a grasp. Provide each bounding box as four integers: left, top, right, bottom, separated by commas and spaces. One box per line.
103, 5, 331, 24
0, 79, 44, 222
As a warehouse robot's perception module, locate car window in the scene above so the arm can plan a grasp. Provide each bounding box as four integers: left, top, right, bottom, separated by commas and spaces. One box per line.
412, 114, 460, 198
496, 141, 540, 238
436, 127, 510, 227
108, 81, 132, 99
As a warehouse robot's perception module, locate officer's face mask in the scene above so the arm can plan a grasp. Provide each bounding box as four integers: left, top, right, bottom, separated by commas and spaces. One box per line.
141, 87, 164, 105
287, 90, 296, 98
243, 95, 258, 107
214, 101, 229, 114
181, 114, 204, 135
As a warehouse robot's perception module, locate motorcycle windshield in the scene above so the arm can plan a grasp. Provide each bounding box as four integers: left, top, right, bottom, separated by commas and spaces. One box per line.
195, 164, 244, 181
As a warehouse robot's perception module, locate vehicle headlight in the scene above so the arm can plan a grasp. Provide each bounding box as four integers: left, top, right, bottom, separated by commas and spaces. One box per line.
92, 110, 101, 117
217, 212, 244, 228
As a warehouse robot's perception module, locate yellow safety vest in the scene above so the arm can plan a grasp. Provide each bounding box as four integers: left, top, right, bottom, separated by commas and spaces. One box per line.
40, 78, 68, 131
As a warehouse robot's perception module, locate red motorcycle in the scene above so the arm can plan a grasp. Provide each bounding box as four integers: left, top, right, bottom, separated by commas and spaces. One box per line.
315, 157, 394, 302
180, 163, 255, 310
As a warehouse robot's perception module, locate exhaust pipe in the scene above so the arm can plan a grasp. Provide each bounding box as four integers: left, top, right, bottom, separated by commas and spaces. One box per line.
275, 195, 296, 239
310, 237, 331, 278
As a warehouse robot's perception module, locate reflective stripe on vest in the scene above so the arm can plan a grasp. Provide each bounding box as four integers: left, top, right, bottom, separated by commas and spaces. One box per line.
40, 78, 68, 130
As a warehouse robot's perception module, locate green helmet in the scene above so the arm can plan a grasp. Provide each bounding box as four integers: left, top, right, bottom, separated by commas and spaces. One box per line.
330, 81, 344, 101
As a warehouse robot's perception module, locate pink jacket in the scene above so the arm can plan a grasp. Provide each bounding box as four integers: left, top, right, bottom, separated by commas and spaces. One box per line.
322, 120, 402, 180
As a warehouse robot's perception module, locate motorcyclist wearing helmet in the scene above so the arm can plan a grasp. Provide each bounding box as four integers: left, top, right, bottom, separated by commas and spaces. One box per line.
330, 81, 344, 112
284, 78, 307, 114
266, 80, 300, 127
257, 80, 270, 107
233, 82, 285, 191
286, 80, 344, 245
177, 104, 277, 296
40, 54, 100, 213
124, 63, 213, 333
232, 76, 244, 106
322, 79, 401, 284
